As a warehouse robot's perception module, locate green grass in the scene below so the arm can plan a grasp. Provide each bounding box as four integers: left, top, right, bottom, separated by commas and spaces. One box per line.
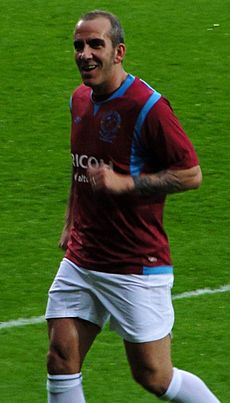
0, 0, 229, 401
0, 293, 229, 402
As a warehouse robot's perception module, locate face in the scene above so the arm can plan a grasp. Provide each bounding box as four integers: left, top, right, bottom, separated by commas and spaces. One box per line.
74, 17, 125, 94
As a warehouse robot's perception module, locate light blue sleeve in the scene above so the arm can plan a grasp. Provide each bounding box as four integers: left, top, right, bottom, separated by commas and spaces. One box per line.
69, 95, 73, 112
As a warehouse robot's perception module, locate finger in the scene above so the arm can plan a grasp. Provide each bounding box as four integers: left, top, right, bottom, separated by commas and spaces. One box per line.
90, 176, 96, 187
89, 174, 98, 191
100, 163, 112, 171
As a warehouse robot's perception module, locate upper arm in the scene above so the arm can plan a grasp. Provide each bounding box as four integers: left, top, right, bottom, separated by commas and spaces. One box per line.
143, 97, 199, 172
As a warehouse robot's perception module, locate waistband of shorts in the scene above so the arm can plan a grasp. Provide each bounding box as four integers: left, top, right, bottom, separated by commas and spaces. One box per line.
64, 258, 173, 276
142, 266, 173, 275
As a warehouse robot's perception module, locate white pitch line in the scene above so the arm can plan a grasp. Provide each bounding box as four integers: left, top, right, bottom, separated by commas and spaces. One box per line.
0, 315, 45, 330
0, 284, 229, 330
172, 284, 230, 300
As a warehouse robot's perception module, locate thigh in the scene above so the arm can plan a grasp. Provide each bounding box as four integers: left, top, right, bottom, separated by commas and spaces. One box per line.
106, 274, 174, 343
124, 334, 172, 379
45, 259, 110, 329
47, 317, 100, 373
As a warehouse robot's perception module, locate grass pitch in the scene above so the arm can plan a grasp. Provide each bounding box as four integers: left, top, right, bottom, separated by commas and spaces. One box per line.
0, 0, 229, 401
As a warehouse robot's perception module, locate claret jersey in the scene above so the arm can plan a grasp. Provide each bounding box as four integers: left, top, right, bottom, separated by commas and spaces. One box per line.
65, 74, 198, 274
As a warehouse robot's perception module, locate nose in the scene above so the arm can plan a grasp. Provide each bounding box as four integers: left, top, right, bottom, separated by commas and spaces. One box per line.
78, 44, 93, 60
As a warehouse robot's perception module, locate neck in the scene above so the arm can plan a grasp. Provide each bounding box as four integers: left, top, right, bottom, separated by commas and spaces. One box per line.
92, 70, 128, 101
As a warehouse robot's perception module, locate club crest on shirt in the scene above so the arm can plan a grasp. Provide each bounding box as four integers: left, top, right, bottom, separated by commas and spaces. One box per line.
99, 110, 121, 143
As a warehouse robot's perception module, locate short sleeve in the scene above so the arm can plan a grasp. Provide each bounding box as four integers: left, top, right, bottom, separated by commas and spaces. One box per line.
69, 95, 73, 113
142, 97, 199, 171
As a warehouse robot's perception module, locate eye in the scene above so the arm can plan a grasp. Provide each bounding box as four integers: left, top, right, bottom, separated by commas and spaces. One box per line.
88, 39, 105, 49
73, 40, 84, 52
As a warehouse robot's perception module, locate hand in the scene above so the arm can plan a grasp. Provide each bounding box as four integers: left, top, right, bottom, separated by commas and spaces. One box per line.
88, 164, 134, 194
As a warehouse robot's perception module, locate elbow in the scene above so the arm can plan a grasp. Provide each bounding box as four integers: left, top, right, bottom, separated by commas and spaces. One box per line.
190, 166, 202, 189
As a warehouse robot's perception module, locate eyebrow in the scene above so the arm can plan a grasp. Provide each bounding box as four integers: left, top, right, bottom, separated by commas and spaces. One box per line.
73, 38, 106, 50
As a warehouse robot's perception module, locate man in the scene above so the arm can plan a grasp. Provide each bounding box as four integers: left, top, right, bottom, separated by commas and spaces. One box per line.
45, 10, 220, 403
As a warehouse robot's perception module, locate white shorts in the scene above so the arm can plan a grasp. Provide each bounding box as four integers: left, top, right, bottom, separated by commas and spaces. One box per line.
45, 258, 174, 343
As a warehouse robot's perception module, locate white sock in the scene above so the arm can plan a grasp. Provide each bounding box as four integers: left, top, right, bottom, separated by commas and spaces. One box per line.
160, 367, 220, 402
47, 373, 86, 403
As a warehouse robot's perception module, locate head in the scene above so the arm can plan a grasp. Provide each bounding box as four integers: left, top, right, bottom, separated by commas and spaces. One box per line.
73, 10, 126, 94
79, 10, 125, 47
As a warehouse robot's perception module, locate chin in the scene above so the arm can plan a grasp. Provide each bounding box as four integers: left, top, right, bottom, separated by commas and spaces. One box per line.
83, 80, 103, 93
81, 76, 97, 87
82, 79, 93, 88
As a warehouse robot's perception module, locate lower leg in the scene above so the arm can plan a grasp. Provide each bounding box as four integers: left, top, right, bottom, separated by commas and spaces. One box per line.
47, 318, 100, 403
47, 373, 85, 403
124, 336, 220, 402
125, 336, 174, 396
160, 367, 220, 402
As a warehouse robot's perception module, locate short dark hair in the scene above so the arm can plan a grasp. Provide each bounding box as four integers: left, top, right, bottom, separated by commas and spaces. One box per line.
78, 10, 125, 47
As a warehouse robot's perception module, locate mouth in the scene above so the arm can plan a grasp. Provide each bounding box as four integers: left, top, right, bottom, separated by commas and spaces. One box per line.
80, 64, 98, 73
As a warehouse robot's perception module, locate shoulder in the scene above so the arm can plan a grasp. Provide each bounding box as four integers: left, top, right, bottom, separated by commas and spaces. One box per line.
124, 76, 162, 118
151, 96, 174, 114
70, 84, 91, 113
130, 77, 174, 115
72, 84, 91, 100
127, 76, 158, 99
145, 95, 181, 129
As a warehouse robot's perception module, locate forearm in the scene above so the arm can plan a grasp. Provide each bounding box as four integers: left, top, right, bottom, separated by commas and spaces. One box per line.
132, 165, 202, 196
64, 181, 75, 228
59, 176, 75, 250
88, 164, 202, 196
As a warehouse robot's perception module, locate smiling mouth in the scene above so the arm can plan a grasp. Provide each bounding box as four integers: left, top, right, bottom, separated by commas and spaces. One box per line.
81, 64, 98, 72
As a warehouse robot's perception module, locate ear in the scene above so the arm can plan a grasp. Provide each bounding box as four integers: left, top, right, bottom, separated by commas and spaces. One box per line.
114, 43, 126, 64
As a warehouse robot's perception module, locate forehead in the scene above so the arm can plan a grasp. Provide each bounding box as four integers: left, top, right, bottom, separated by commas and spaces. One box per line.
74, 17, 112, 41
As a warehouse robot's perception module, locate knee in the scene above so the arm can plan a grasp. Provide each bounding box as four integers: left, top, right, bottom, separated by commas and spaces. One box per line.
47, 318, 82, 374
131, 367, 172, 397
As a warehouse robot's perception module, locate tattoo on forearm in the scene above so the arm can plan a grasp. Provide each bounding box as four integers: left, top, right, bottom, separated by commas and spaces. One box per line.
133, 171, 184, 195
